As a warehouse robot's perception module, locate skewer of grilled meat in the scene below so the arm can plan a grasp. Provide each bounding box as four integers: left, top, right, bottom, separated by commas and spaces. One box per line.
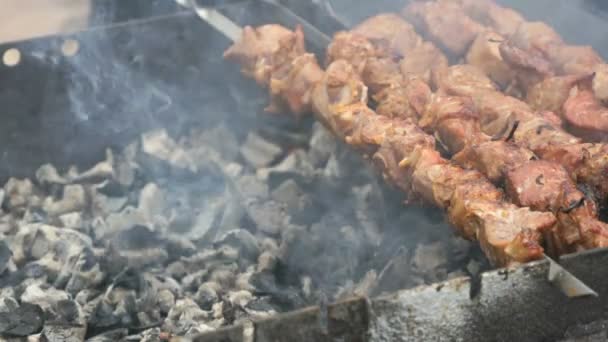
403, 0, 608, 142
224, 24, 556, 267
399, 6, 608, 203
328, 15, 608, 255
433, 64, 608, 207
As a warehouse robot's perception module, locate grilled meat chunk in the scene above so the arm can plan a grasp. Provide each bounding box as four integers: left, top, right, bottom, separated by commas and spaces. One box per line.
351, 13, 422, 58
402, 0, 483, 57
224, 24, 321, 116
526, 74, 590, 115
451, 0, 524, 36
466, 30, 515, 89
453, 141, 535, 184
325, 31, 378, 73
434, 64, 497, 97
563, 84, 608, 142
593, 64, 608, 103
400, 42, 449, 85
506, 160, 580, 211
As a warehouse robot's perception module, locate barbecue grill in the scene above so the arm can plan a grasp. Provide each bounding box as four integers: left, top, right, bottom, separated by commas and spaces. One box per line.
1, 1, 608, 341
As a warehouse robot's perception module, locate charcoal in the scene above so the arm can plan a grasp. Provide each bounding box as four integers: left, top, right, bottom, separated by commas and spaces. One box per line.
42, 184, 87, 217
166, 261, 187, 281
21, 283, 70, 312
138, 183, 165, 225
335, 270, 378, 301
85, 328, 129, 341
57, 212, 84, 231
188, 123, 240, 162
235, 267, 255, 292
140, 129, 196, 173
41, 299, 87, 342
181, 270, 209, 292
35, 164, 67, 186
257, 250, 278, 273
299, 276, 312, 300
234, 175, 268, 201
195, 282, 220, 310
258, 149, 316, 184
132, 327, 164, 342
226, 290, 253, 308
308, 122, 337, 167
270, 179, 317, 222
70, 150, 114, 183
240, 132, 282, 169
450, 236, 473, 265
0, 295, 18, 312
164, 235, 197, 260
245, 296, 278, 317
0, 214, 13, 234
246, 200, 288, 236
0, 239, 11, 274
101, 206, 147, 240
223, 162, 243, 179
209, 266, 237, 289
157, 289, 175, 315
412, 241, 449, 282
4, 178, 38, 211
187, 192, 228, 241
0, 302, 44, 336
163, 298, 211, 336
90, 192, 128, 216
215, 229, 260, 262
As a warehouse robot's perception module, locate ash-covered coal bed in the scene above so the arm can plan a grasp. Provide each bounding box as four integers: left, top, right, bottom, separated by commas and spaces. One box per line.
0, 96, 487, 340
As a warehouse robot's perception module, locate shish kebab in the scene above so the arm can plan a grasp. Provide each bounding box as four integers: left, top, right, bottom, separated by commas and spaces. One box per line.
402, 0, 608, 143
188, 3, 598, 297
326, 14, 608, 257
401, 1, 608, 208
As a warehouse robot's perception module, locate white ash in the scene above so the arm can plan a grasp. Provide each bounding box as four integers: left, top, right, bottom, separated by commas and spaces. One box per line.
0, 122, 485, 340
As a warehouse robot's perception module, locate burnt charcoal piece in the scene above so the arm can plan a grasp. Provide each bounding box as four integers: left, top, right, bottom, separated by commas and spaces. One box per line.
85, 328, 129, 342
215, 229, 261, 262
308, 122, 338, 167
240, 132, 283, 169
0, 240, 11, 274
0, 302, 44, 336
246, 200, 288, 236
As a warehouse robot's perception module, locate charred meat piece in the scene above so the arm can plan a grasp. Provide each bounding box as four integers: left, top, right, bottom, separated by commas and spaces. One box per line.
505, 160, 608, 252
506, 160, 581, 212
453, 141, 535, 184
402, 0, 484, 57
563, 84, 608, 142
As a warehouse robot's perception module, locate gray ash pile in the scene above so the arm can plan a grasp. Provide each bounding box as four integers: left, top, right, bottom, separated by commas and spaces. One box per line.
0, 121, 486, 340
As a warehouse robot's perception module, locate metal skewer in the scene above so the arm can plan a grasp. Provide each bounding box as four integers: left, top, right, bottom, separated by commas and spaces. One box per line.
183, 0, 598, 300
